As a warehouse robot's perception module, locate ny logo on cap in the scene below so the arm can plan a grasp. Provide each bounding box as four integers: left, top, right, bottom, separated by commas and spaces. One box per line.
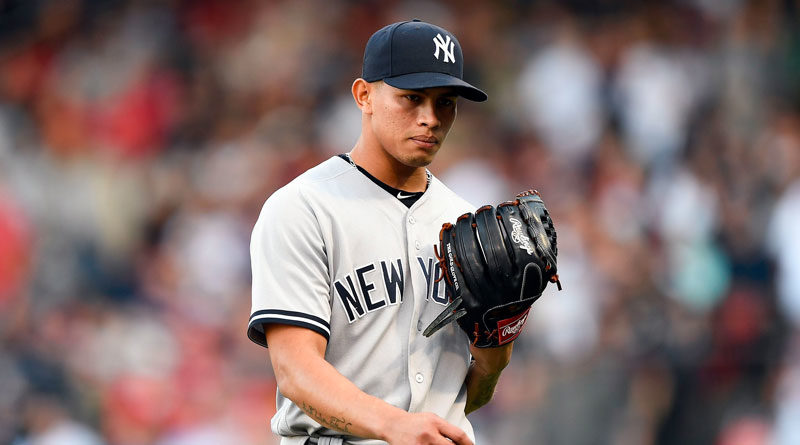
432, 33, 455, 63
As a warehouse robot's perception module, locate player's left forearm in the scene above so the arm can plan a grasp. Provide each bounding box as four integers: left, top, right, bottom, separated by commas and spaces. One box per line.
463, 342, 513, 414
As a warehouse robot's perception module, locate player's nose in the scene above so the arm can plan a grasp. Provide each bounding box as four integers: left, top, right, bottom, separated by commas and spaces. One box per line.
417, 101, 441, 129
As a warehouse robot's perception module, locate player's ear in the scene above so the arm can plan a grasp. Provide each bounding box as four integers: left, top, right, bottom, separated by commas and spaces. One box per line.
352, 78, 373, 114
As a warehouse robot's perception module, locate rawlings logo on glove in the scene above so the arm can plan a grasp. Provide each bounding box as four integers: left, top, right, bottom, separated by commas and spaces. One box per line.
509, 217, 534, 255
498, 310, 530, 344
423, 190, 562, 348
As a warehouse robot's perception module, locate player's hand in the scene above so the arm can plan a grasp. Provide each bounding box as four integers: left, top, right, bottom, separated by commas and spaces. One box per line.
381, 411, 473, 445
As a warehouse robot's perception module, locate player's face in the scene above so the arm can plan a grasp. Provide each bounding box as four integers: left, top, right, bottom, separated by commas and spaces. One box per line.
368, 82, 458, 168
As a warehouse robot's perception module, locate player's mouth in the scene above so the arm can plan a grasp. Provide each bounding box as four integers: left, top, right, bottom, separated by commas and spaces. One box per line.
410, 135, 439, 149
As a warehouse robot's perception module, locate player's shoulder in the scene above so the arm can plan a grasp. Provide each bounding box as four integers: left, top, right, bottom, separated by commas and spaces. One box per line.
253, 156, 353, 234
295, 155, 354, 185
264, 156, 352, 204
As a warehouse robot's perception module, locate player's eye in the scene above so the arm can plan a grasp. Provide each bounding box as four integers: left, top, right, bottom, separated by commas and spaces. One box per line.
438, 97, 456, 107
405, 94, 421, 103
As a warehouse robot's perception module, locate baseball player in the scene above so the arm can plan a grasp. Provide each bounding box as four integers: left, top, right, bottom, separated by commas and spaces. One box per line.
248, 20, 509, 445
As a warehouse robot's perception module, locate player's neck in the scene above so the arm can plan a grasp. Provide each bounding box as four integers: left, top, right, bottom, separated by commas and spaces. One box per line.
349, 144, 428, 192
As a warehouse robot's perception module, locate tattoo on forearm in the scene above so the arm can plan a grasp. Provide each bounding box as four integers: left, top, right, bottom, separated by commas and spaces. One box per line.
473, 380, 496, 406
465, 367, 503, 413
301, 402, 353, 433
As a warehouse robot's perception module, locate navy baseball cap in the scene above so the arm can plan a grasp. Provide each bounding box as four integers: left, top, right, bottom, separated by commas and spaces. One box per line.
361, 19, 487, 102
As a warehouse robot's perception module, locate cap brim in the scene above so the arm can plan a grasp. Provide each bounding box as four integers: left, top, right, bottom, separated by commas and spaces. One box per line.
384, 72, 487, 102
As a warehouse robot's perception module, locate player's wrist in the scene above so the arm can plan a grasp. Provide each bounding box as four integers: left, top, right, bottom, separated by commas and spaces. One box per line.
469, 342, 513, 375
375, 407, 410, 442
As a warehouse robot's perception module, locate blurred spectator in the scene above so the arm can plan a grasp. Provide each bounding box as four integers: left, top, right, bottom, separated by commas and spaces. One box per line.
612, 6, 709, 169
16, 393, 103, 445
768, 180, 800, 325
0, 186, 32, 306
517, 17, 604, 163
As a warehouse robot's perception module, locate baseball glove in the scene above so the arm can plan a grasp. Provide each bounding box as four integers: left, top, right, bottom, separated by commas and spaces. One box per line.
423, 190, 561, 347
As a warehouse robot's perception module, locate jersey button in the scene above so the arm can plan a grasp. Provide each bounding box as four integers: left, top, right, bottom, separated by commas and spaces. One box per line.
408, 216, 416, 224
415, 241, 421, 250
415, 373, 424, 383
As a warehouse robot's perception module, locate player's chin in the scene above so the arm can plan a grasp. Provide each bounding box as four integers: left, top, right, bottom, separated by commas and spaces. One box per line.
403, 149, 438, 167
404, 142, 441, 165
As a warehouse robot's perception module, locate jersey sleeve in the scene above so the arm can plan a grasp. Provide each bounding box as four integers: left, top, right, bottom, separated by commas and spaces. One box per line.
247, 183, 332, 348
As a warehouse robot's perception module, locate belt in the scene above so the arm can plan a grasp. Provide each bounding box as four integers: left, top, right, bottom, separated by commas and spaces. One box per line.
304, 437, 345, 445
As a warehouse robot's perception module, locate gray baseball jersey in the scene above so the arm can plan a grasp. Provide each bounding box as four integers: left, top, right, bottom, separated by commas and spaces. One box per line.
247, 156, 476, 445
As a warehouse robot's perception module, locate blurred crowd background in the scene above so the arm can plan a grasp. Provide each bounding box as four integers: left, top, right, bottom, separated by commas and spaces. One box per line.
1, 0, 800, 444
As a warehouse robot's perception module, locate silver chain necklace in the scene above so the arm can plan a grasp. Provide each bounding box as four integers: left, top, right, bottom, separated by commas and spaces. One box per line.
345, 153, 431, 189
